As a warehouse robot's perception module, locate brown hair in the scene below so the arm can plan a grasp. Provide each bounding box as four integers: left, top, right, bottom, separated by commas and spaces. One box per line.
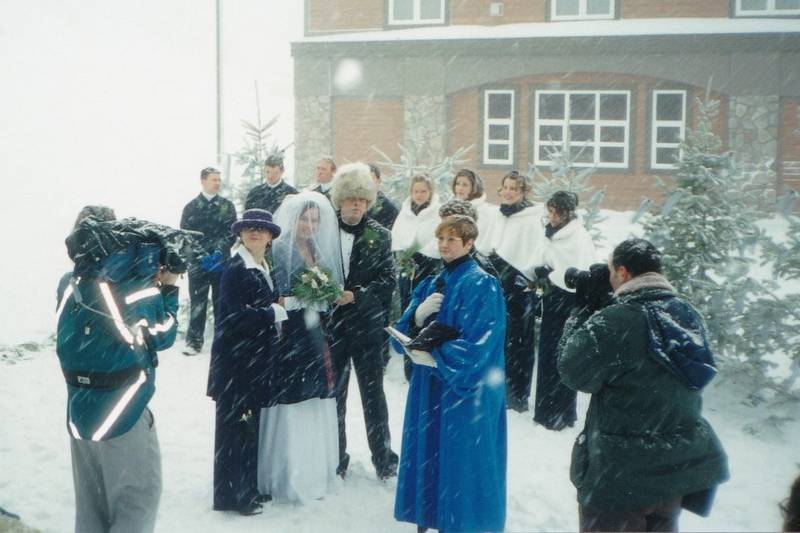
451, 168, 484, 200
318, 156, 337, 172
409, 174, 434, 196
497, 170, 531, 198
435, 215, 478, 244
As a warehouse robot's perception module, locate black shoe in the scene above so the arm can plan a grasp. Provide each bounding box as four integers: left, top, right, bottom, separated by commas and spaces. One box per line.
182, 343, 201, 356
336, 453, 350, 479
237, 502, 263, 516
377, 462, 398, 480
255, 494, 272, 504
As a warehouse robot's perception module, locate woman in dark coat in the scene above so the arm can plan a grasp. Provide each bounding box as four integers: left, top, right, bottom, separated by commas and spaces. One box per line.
207, 209, 286, 516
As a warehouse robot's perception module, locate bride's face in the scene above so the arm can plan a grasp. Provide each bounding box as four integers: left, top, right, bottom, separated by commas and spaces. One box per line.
296, 206, 320, 240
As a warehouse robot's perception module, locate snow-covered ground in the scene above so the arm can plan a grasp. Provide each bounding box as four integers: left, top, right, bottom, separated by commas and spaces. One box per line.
1, 210, 798, 532
2, 340, 798, 532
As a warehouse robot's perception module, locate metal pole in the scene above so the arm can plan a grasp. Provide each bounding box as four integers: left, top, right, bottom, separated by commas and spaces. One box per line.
216, 0, 222, 164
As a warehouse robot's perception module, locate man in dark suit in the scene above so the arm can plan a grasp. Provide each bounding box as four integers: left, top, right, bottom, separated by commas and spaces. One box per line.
367, 163, 399, 230
309, 156, 336, 200
244, 154, 297, 214
180, 167, 237, 355
329, 162, 399, 480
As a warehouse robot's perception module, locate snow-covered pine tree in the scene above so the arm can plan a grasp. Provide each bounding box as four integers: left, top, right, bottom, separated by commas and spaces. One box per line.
644, 95, 799, 403
529, 143, 606, 243
227, 83, 288, 210
371, 142, 471, 205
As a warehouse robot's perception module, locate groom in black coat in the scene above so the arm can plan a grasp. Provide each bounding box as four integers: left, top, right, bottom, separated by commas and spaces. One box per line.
328, 162, 399, 480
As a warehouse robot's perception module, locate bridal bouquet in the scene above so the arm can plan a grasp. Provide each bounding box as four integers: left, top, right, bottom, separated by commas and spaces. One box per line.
292, 265, 343, 306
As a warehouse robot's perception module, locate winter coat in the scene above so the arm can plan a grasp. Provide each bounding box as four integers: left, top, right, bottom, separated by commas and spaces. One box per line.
180, 193, 237, 258
368, 191, 399, 230
56, 271, 179, 441
391, 195, 442, 259
523, 218, 598, 292
486, 202, 545, 277
244, 180, 298, 215
557, 275, 729, 513
469, 193, 498, 255
329, 218, 396, 347
393, 257, 507, 532
208, 250, 281, 409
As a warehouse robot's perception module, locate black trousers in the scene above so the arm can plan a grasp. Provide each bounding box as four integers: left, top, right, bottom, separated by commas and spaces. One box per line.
504, 285, 537, 405
534, 288, 577, 428
333, 341, 397, 474
186, 269, 221, 348
212, 401, 259, 511
579, 498, 682, 532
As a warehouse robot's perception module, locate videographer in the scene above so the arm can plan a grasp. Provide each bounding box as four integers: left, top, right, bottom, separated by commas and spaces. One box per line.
56, 206, 183, 533
557, 238, 729, 532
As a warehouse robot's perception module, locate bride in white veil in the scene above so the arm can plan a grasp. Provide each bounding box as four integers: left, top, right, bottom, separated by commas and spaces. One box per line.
257, 191, 343, 503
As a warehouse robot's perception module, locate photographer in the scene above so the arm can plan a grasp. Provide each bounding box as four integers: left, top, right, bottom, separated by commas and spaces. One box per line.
558, 238, 729, 532
56, 206, 183, 533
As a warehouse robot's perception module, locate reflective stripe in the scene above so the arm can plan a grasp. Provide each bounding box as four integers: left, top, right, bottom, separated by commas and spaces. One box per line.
68, 420, 82, 440
148, 315, 175, 335
98, 282, 135, 345
55, 284, 74, 322
91, 370, 147, 442
124, 287, 161, 305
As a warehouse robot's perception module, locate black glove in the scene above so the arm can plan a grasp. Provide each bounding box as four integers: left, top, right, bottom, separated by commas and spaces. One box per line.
406, 320, 460, 353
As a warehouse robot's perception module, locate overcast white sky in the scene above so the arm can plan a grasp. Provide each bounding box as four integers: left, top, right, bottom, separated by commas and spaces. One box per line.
0, 1, 303, 343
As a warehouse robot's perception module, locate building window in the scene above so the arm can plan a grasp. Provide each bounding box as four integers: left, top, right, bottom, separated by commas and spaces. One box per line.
734, 0, 800, 16
534, 90, 630, 168
651, 90, 687, 170
550, 0, 615, 20
483, 90, 515, 165
388, 0, 445, 25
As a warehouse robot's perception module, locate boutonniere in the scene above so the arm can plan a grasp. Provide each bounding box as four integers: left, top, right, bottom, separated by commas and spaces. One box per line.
360, 226, 380, 249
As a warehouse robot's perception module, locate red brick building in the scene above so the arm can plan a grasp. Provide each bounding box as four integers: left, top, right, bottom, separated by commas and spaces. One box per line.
292, 0, 800, 209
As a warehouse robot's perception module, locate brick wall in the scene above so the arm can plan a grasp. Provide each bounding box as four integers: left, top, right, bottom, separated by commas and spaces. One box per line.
445, 73, 730, 210
450, 0, 546, 25
306, 0, 733, 34
306, 0, 383, 34
333, 97, 405, 166
780, 97, 800, 193
622, 0, 730, 18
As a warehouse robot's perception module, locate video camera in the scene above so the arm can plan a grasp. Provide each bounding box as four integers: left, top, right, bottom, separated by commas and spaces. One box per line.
564, 263, 614, 312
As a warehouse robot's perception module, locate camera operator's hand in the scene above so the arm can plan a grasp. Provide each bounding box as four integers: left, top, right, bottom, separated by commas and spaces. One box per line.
414, 292, 444, 327
157, 268, 179, 287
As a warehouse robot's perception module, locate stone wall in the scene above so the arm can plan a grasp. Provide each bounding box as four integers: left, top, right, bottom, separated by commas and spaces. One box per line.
728, 95, 780, 201
294, 96, 332, 186
403, 95, 447, 166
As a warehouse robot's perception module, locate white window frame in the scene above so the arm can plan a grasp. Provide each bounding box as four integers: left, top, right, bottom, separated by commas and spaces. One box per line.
735, 0, 800, 16
533, 89, 630, 169
388, 0, 446, 25
483, 90, 515, 166
550, 0, 615, 21
651, 90, 687, 170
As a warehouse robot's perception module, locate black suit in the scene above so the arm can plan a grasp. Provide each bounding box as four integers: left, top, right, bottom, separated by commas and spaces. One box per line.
368, 191, 399, 230
180, 194, 237, 350
309, 183, 333, 201
329, 217, 398, 476
244, 180, 297, 214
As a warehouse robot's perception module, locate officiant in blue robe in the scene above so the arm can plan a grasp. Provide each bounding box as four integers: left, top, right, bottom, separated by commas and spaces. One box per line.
391, 215, 508, 533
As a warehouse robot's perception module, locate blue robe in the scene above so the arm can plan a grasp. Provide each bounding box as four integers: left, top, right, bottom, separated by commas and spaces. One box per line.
393, 258, 508, 533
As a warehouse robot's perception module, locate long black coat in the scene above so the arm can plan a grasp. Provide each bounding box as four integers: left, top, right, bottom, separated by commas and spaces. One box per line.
329, 219, 395, 346
207, 253, 280, 409
244, 180, 297, 214
368, 191, 399, 230
180, 194, 237, 257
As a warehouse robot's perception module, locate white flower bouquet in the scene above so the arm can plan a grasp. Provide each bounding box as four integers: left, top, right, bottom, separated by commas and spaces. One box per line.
291, 265, 343, 307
